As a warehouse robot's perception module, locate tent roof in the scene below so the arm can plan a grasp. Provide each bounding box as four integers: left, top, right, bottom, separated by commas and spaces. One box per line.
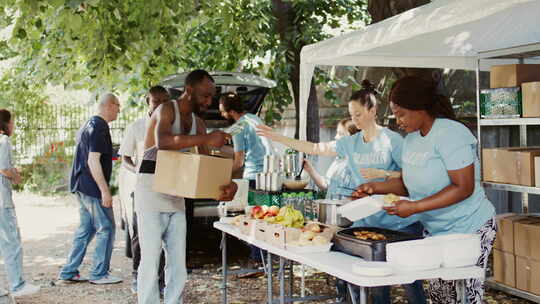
299, 0, 540, 139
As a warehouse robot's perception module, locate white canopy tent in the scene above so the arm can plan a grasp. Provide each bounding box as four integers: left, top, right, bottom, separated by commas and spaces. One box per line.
299, 0, 540, 139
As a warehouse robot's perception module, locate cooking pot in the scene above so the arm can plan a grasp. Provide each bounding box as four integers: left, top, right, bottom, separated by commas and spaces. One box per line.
316, 199, 352, 227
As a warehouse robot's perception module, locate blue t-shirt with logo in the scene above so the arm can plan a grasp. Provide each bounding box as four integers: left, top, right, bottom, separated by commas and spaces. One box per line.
324, 157, 356, 199
70, 116, 113, 199
335, 127, 403, 188
233, 113, 273, 180
401, 118, 495, 235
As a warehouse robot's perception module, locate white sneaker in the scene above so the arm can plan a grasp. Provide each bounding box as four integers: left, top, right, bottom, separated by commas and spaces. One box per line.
0, 288, 7, 297
11, 283, 40, 297
89, 275, 122, 285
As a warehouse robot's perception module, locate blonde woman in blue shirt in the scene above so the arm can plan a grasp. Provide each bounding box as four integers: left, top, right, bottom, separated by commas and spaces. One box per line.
354, 76, 496, 304
258, 80, 426, 304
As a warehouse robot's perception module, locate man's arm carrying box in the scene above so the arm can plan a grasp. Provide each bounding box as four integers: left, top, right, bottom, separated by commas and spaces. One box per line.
153, 150, 233, 199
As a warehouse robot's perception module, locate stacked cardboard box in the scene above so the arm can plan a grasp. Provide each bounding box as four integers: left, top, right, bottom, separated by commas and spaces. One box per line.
487, 64, 540, 118
493, 214, 540, 295
482, 147, 540, 186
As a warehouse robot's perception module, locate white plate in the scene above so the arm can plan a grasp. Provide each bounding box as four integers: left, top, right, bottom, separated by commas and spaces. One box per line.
352, 261, 394, 277
287, 242, 333, 253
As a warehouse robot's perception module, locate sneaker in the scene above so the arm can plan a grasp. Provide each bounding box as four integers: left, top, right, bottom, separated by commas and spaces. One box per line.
130, 278, 137, 294
58, 274, 88, 284
0, 288, 7, 297
11, 283, 40, 297
89, 275, 123, 285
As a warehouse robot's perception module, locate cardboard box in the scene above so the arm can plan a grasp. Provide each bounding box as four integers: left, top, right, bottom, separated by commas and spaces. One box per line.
514, 217, 540, 260
490, 64, 540, 89
482, 147, 540, 186
266, 224, 302, 249
536, 157, 540, 187
516, 256, 540, 295
522, 82, 540, 118
494, 249, 516, 287
153, 150, 233, 199
254, 220, 269, 242
494, 214, 525, 252
239, 218, 256, 238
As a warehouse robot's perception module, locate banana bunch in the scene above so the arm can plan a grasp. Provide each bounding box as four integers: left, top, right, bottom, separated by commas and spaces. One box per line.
264, 205, 304, 228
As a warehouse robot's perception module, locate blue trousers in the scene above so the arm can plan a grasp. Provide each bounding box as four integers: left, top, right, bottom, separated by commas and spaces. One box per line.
59, 192, 116, 281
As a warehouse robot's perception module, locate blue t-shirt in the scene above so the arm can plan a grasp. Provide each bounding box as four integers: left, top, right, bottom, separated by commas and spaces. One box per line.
335, 127, 403, 188
401, 118, 495, 235
324, 158, 357, 199
70, 116, 113, 199
233, 113, 273, 180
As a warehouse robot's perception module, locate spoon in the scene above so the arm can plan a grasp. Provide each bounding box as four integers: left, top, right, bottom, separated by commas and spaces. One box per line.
295, 160, 305, 180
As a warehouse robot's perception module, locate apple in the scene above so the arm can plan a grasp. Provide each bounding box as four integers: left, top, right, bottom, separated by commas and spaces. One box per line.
251, 206, 262, 218
251, 206, 266, 219
267, 205, 280, 216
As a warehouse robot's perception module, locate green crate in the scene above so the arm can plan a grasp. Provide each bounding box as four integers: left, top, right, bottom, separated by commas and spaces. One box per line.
480, 87, 522, 118
248, 190, 282, 207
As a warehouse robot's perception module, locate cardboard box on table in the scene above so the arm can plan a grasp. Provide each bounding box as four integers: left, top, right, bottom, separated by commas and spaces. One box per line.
153, 150, 233, 199
482, 147, 540, 186
494, 249, 516, 287
239, 218, 256, 238
522, 82, 540, 117
490, 64, 540, 89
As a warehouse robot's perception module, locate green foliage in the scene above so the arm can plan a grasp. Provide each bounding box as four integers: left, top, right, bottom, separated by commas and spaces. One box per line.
17, 140, 74, 194
1, 0, 370, 124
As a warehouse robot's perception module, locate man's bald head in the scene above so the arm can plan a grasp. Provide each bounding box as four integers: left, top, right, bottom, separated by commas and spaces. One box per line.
98, 93, 120, 122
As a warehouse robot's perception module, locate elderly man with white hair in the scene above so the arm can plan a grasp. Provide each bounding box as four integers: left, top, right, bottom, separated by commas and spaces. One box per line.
58, 93, 123, 285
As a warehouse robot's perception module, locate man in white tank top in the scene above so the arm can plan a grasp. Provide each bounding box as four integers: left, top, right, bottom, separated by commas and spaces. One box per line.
135, 70, 237, 304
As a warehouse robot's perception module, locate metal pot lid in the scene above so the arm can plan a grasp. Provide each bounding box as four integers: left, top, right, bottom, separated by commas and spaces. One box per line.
314, 199, 350, 206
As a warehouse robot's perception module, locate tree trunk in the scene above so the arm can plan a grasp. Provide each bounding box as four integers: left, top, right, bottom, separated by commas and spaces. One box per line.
272, 0, 320, 142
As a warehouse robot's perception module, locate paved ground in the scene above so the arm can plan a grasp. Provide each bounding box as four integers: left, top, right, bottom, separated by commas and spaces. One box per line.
0, 191, 535, 303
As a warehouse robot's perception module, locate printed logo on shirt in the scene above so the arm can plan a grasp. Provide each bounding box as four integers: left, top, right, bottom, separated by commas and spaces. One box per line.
402, 151, 431, 167
352, 152, 388, 166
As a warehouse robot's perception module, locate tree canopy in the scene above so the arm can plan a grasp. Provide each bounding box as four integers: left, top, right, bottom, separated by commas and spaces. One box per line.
0, 0, 368, 128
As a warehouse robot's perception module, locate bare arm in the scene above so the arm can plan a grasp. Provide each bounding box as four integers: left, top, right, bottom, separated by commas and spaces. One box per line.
122, 156, 137, 173
256, 125, 337, 156
155, 103, 230, 150
88, 152, 112, 208
0, 168, 21, 184
232, 151, 245, 174
195, 117, 210, 155
384, 165, 475, 217
303, 160, 328, 190
353, 177, 409, 198
359, 168, 402, 180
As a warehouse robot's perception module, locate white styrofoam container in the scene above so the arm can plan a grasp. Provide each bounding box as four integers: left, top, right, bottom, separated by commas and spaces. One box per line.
338, 195, 408, 221
386, 239, 443, 271
338, 195, 383, 221
425, 233, 481, 268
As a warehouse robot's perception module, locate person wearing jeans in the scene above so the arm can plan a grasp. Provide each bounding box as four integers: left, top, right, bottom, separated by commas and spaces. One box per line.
0, 109, 40, 297
58, 94, 122, 285
59, 192, 116, 281
135, 70, 236, 304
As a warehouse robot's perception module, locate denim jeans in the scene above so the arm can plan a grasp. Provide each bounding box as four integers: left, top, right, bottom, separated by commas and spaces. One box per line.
0, 207, 25, 292
137, 211, 187, 304
59, 191, 116, 281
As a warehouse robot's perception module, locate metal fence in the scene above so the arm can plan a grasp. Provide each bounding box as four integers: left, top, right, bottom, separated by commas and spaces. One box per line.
13, 103, 146, 164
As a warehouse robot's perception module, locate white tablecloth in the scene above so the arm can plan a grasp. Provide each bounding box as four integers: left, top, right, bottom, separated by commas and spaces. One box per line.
214, 222, 484, 287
